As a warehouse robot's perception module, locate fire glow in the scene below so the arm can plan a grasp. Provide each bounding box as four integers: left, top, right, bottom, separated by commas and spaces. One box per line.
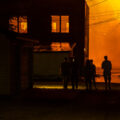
88, 0, 120, 68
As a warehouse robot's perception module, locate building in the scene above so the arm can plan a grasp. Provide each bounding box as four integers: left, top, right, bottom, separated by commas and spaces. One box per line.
0, 0, 89, 95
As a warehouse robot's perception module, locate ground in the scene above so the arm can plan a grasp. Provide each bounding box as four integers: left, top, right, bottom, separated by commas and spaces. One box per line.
1, 84, 120, 120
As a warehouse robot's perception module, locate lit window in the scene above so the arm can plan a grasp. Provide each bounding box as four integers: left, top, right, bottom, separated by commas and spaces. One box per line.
51, 15, 69, 33
9, 16, 28, 33
61, 16, 69, 33
19, 16, 28, 33
9, 17, 18, 32
51, 16, 60, 33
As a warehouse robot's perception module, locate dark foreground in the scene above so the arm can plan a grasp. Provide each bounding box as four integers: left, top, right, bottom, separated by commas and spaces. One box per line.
1, 87, 120, 120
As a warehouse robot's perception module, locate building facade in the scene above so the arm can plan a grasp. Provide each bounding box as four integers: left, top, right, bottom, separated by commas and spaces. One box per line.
0, 0, 89, 94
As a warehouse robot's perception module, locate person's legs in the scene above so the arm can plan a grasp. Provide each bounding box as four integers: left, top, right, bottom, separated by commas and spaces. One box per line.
71, 75, 75, 90
88, 78, 92, 90
108, 73, 111, 90
64, 76, 67, 89
85, 78, 89, 90
92, 76, 97, 89
75, 75, 78, 89
104, 74, 108, 90
66, 75, 70, 89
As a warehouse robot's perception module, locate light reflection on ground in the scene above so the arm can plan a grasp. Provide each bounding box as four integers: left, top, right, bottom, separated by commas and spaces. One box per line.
33, 85, 86, 90
33, 69, 120, 89
33, 82, 120, 90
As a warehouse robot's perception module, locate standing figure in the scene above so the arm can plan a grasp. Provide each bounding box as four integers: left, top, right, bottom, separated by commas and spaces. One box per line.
90, 60, 97, 90
70, 58, 79, 90
102, 56, 112, 90
61, 57, 71, 89
84, 60, 92, 90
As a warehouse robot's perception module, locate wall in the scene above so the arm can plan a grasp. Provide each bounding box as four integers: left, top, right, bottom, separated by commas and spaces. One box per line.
33, 52, 70, 79
20, 47, 32, 90
0, 33, 10, 95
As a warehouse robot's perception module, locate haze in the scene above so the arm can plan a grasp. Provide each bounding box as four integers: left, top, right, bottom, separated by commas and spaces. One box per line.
87, 0, 120, 68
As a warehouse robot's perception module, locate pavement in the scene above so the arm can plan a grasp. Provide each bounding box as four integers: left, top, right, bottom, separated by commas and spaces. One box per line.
1, 84, 120, 120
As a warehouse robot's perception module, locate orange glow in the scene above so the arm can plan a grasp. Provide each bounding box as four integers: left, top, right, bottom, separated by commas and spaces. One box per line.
51, 16, 60, 32
9, 16, 28, 33
19, 16, 28, 33
51, 16, 69, 33
9, 17, 18, 32
66, 22, 69, 31
52, 22, 57, 30
51, 42, 71, 51
33, 85, 86, 90
89, 21, 120, 68
61, 16, 69, 33
22, 22, 27, 30
109, 0, 120, 12
87, 0, 120, 68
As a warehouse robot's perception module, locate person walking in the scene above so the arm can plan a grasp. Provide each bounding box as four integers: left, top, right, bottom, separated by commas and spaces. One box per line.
102, 56, 112, 90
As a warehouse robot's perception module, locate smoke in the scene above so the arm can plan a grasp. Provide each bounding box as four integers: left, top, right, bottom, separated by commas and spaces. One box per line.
89, 0, 120, 68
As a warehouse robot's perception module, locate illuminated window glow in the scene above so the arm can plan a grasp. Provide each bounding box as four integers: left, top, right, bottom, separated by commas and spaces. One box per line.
61, 16, 69, 33
9, 17, 18, 32
52, 22, 57, 30
51, 42, 71, 51
9, 16, 28, 33
51, 16, 60, 32
51, 15, 69, 33
19, 16, 28, 33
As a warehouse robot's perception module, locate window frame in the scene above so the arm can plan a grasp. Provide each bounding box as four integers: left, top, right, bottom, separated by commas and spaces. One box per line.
9, 16, 28, 34
51, 15, 70, 34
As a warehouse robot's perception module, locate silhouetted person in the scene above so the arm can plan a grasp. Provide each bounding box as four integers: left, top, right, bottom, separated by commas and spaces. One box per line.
90, 60, 97, 90
70, 58, 79, 90
84, 60, 92, 90
102, 56, 112, 90
61, 57, 71, 89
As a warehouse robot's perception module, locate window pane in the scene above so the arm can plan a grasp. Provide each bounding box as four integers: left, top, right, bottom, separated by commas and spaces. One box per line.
61, 16, 69, 33
19, 16, 28, 33
51, 16, 60, 33
9, 17, 18, 32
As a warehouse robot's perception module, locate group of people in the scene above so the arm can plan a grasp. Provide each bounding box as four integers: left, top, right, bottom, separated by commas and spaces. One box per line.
84, 59, 97, 90
61, 56, 112, 90
61, 57, 78, 90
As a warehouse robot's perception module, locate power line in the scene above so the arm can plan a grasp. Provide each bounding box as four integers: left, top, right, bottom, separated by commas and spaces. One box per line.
89, 16, 119, 20
89, 10, 120, 15
84, 10, 120, 21
86, 0, 95, 1
90, 0, 108, 7
85, 13, 120, 21
89, 11, 120, 18
85, 16, 120, 28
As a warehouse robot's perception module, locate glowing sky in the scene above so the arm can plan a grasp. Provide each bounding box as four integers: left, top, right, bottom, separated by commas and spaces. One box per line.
86, 0, 120, 68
